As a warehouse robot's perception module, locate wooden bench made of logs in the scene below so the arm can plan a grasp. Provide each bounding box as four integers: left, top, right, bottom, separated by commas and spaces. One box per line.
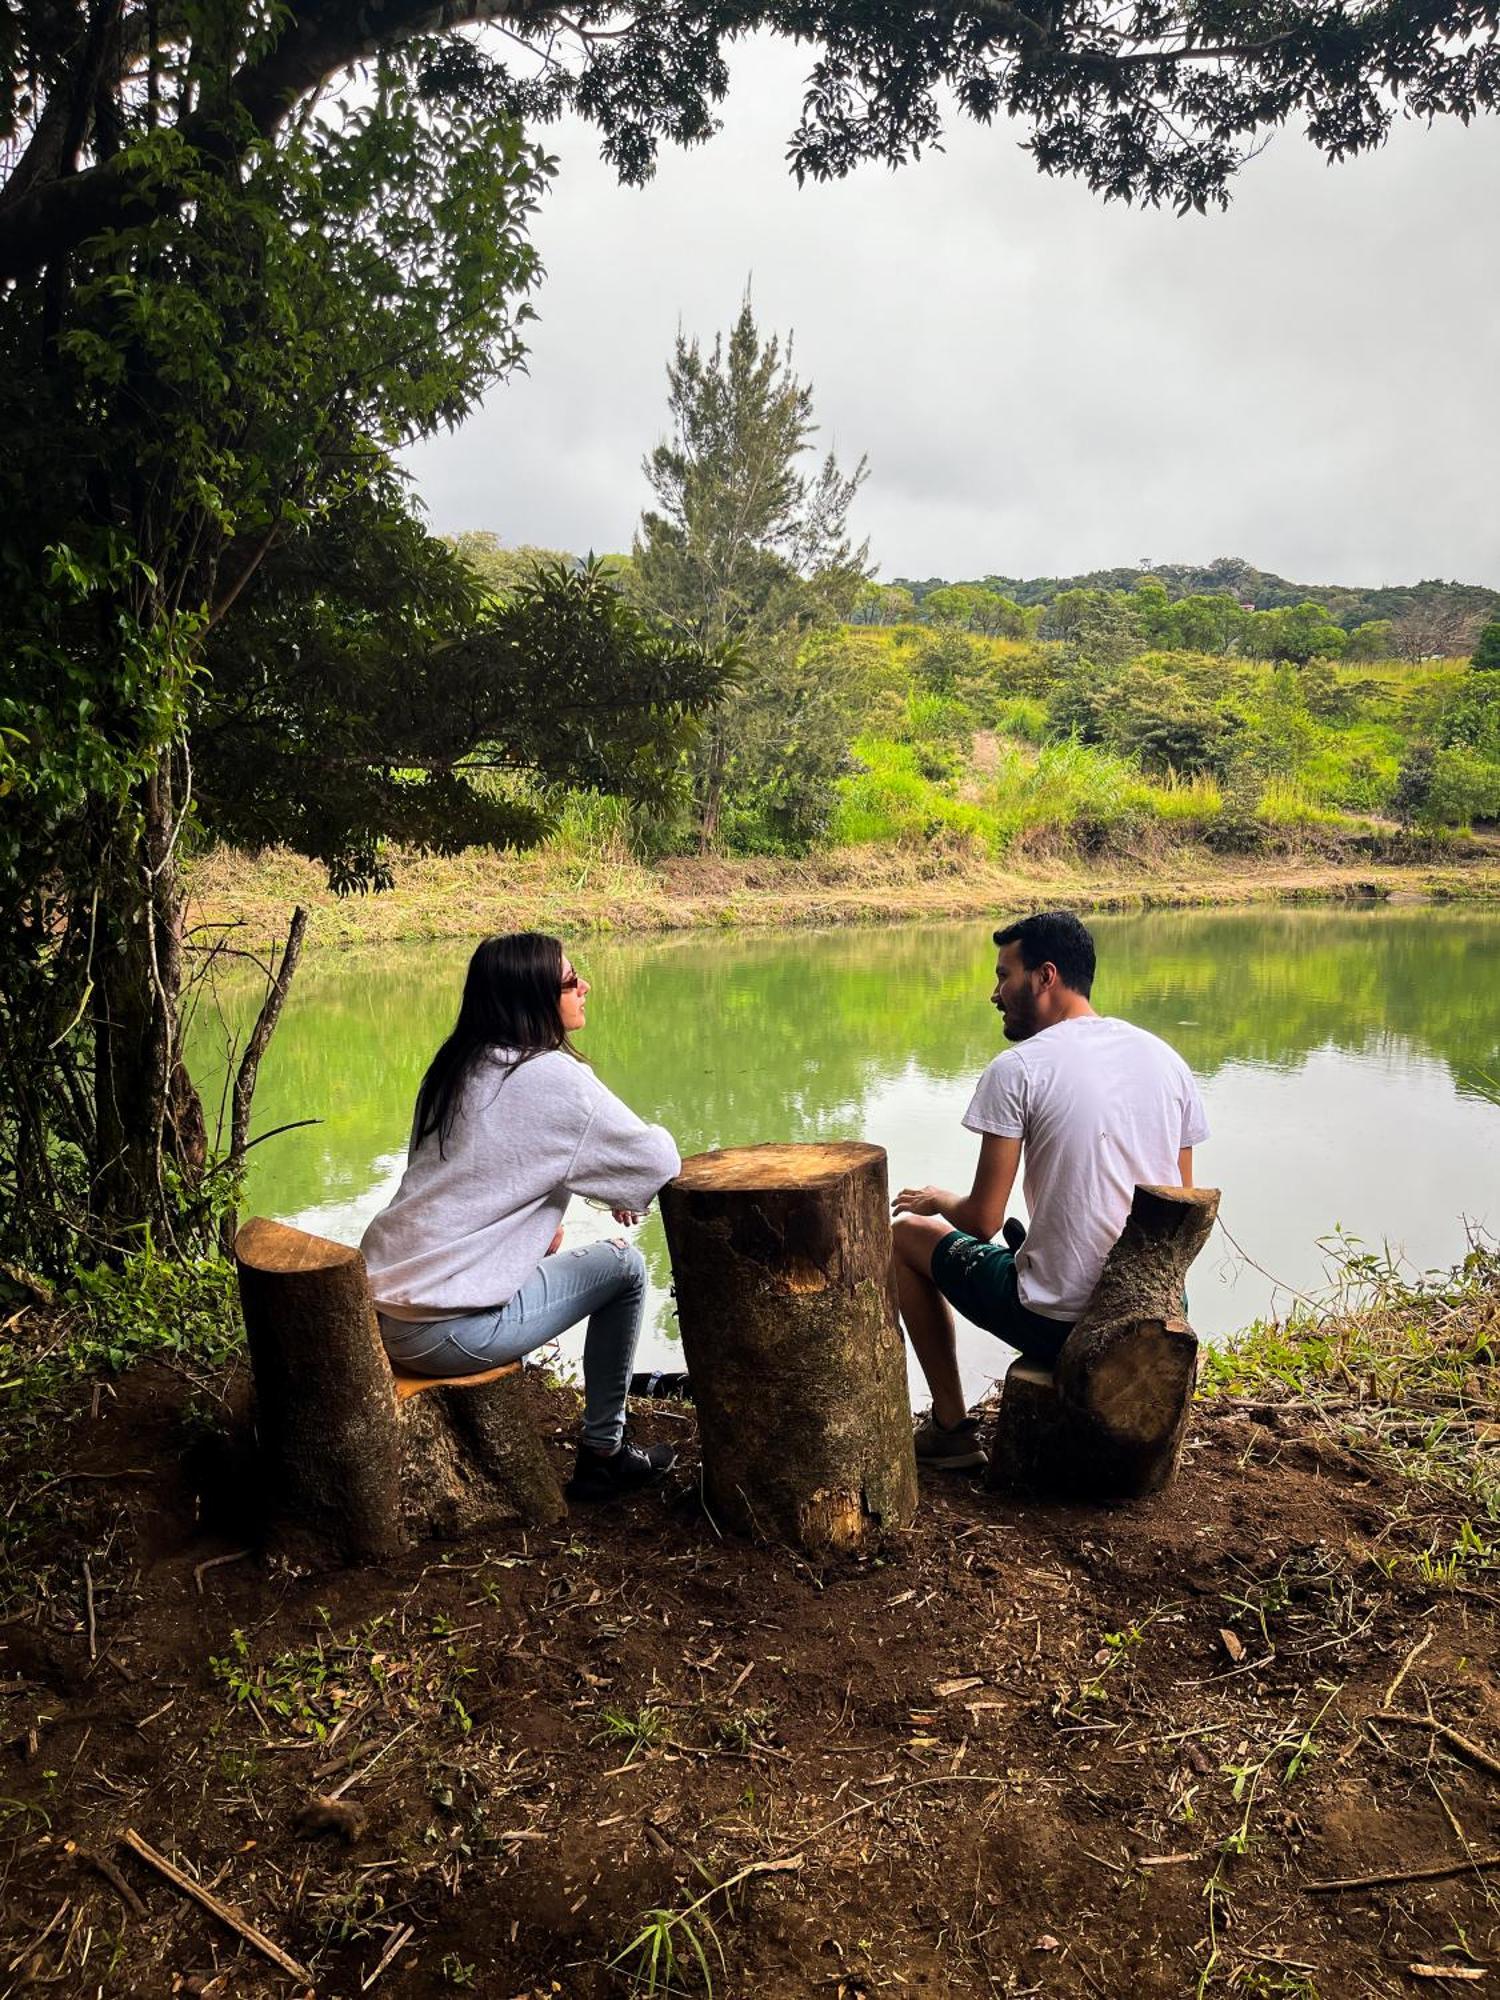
234, 1217, 565, 1564
987, 1182, 1221, 1499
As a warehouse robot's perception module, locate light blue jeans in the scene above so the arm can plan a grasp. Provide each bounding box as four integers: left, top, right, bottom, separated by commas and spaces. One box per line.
378, 1239, 648, 1451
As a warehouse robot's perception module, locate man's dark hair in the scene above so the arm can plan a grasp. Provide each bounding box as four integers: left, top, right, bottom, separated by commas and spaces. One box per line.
993, 911, 1096, 997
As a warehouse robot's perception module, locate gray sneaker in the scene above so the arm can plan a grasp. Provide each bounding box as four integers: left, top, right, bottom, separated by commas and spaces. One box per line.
913, 1413, 987, 1471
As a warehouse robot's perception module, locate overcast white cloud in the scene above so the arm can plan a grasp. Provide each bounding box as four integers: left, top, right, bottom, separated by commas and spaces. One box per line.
403, 36, 1500, 590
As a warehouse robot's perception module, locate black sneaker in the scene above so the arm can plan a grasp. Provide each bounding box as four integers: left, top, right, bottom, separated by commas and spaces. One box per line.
566, 1432, 678, 1502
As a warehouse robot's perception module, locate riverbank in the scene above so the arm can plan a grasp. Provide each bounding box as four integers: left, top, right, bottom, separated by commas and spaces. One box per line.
0, 1250, 1494, 1995
189, 838, 1500, 947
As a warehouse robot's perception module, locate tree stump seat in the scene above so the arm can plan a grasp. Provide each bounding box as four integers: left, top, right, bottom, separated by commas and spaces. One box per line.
660, 1141, 918, 1554
234, 1217, 565, 1563
986, 1183, 1221, 1500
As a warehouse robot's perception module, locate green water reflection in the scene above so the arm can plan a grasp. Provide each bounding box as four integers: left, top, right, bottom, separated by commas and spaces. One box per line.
191, 907, 1500, 1385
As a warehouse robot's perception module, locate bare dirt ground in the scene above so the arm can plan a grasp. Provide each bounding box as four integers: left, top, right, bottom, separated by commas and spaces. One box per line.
2, 1298, 1497, 2000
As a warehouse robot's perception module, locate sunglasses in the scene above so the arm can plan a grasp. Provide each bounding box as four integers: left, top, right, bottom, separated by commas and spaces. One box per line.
561, 970, 584, 992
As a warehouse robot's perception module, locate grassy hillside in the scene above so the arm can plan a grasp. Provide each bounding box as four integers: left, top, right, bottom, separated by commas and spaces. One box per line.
813, 626, 1498, 861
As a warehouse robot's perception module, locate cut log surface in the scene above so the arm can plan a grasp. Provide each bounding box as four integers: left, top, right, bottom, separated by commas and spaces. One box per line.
988, 1184, 1220, 1500
235, 1218, 563, 1563
660, 1142, 917, 1553
392, 1360, 520, 1401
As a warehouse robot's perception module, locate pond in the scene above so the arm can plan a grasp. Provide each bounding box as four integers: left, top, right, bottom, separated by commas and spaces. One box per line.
191, 906, 1500, 1408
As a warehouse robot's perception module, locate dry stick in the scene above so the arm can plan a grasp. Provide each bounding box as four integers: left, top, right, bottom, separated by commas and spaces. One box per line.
360, 1921, 415, 1992
6, 1899, 69, 1974
193, 1548, 251, 1596
324, 1719, 420, 1802
1381, 1627, 1433, 1709
82, 1558, 96, 1662
1375, 1710, 1500, 1785
71, 1844, 147, 1919
119, 1829, 312, 1983
800, 1772, 1012, 1848
1306, 1853, 1500, 1894
219, 904, 308, 1254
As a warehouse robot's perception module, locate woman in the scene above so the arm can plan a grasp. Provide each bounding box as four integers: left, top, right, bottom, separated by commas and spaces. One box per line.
360, 933, 681, 1501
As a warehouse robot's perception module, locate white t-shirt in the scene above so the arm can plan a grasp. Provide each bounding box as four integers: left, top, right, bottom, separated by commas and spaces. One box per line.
962, 1014, 1209, 1323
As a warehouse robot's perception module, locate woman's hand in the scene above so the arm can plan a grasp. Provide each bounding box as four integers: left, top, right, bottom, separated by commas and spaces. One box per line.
610, 1207, 643, 1226
892, 1185, 948, 1219
545, 1227, 565, 1256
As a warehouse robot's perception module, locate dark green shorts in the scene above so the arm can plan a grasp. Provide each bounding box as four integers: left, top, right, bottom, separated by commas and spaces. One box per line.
930, 1229, 1073, 1368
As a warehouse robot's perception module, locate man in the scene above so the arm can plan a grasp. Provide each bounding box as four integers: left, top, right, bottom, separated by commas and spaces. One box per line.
891, 910, 1209, 1469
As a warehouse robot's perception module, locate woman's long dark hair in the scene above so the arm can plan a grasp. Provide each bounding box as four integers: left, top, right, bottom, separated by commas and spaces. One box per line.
414, 933, 580, 1153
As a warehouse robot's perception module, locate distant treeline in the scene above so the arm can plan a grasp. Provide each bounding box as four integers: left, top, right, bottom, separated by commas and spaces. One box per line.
870, 558, 1499, 662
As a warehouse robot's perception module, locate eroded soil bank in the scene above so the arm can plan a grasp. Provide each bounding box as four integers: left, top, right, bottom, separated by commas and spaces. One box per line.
188, 840, 1500, 949
1, 1264, 1496, 1998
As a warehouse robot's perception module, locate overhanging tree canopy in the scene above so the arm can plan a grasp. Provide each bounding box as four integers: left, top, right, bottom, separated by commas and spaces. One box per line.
4, 1, 1499, 287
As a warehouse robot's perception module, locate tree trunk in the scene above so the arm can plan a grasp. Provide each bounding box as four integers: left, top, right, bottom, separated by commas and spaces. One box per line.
91, 748, 206, 1250
235, 1217, 564, 1564
659, 1142, 917, 1553
989, 1184, 1219, 1500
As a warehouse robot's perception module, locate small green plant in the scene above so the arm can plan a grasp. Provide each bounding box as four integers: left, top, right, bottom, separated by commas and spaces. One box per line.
708, 1706, 777, 1755
593, 1704, 670, 1765
613, 1855, 803, 1994
614, 1901, 725, 1997
440, 1952, 478, 1988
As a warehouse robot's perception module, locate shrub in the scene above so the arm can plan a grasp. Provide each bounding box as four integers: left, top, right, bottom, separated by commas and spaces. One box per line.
989, 695, 1049, 742
1429, 748, 1500, 826
1392, 742, 1438, 829
1472, 621, 1500, 673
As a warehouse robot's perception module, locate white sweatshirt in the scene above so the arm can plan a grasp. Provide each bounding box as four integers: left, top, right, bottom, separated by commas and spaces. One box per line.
360, 1048, 681, 1318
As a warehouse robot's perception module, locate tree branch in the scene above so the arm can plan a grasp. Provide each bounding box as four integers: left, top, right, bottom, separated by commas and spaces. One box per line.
0, 0, 558, 281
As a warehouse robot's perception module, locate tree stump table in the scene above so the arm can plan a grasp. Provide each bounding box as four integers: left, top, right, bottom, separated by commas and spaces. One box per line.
235, 1217, 565, 1563
986, 1183, 1220, 1499
659, 1142, 917, 1553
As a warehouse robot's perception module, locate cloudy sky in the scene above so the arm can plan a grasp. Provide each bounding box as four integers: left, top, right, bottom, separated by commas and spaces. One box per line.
404, 36, 1500, 591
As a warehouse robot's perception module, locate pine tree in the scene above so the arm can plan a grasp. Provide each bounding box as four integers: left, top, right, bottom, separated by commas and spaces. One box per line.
636, 296, 869, 851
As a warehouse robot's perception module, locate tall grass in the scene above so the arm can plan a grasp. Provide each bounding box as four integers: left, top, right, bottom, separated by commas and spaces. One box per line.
832, 734, 1223, 856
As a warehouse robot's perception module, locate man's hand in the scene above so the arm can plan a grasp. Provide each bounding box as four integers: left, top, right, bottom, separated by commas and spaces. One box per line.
892, 1185, 951, 1218
545, 1227, 565, 1256
610, 1207, 643, 1226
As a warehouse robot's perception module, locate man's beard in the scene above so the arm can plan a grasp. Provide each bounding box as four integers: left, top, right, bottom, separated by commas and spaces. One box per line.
1001, 994, 1040, 1041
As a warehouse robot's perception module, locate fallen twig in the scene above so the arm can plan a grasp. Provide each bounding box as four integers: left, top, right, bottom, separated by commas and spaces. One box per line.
1375, 1711, 1500, 1785
5, 1898, 68, 1974
119, 1828, 312, 1982
1305, 1852, 1500, 1893
193, 1548, 251, 1596
82, 1559, 96, 1663
69, 1842, 147, 1918
801, 1771, 1012, 1847
325, 1718, 420, 1801
1381, 1628, 1433, 1709
360, 1920, 414, 1991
